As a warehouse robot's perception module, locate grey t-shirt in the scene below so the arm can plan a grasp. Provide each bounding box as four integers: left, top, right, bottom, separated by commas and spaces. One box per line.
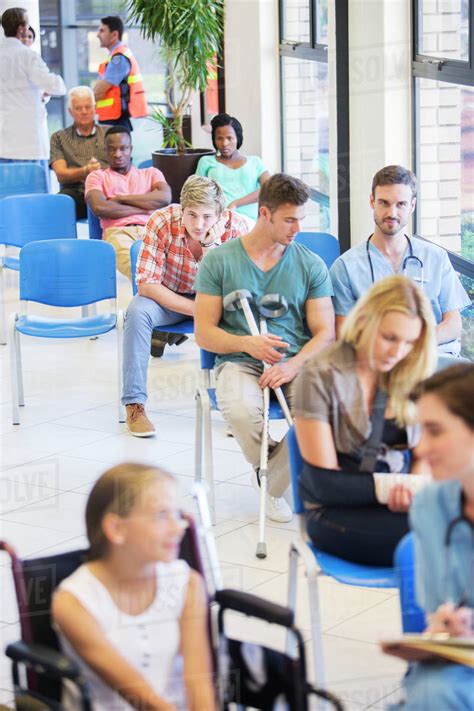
194, 238, 333, 369
293, 340, 414, 471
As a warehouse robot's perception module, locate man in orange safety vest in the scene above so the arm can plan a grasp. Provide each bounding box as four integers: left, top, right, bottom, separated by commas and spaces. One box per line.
94, 15, 148, 132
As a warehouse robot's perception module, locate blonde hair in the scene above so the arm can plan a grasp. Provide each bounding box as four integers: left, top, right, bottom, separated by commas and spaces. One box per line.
180, 175, 226, 215
85, 463, 176, 560
341, 275, 437, 424
68, 85, 95, 110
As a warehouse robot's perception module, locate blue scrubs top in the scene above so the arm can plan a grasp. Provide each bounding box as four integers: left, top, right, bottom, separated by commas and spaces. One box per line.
329, 237, 471, 355
388, 480, 474, 711
410, 480, 474, 613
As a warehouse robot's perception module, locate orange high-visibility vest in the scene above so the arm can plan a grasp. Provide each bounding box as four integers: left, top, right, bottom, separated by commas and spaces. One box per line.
96, 44, 148, 121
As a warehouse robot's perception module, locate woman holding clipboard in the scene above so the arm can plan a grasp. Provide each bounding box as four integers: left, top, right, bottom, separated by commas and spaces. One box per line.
383, 363, 474, 710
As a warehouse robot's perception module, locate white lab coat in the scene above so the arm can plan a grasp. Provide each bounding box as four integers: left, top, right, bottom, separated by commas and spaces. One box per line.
0, 36, 66, 160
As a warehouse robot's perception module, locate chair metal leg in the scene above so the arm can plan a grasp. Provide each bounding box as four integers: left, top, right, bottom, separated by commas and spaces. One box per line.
9, 314, 20, 424
285, 544, 299, 658
201, 390, 216, 525
289, 538, 326, 690
16, 327, 24, 407
194, 389, 204, 484
0, 266, 6, 345
192, 482, 223, 593
116, 310, 125, 423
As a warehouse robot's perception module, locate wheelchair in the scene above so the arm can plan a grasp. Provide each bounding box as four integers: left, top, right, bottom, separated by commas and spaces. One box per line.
1, 512, 343, 711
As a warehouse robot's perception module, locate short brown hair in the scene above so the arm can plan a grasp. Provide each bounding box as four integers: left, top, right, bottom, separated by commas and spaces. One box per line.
85, 463, 176, 560
371, 165, 417, 199
258, 173, 310, 213
410, 363, 474, 429
1, 7, 27, 37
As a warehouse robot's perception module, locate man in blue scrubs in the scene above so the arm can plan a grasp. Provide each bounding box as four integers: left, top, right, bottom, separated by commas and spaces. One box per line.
330, 165, 470, 356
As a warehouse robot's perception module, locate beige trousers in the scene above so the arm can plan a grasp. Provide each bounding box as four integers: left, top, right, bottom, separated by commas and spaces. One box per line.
103, 225, 146, 281
215, 360, 295, 498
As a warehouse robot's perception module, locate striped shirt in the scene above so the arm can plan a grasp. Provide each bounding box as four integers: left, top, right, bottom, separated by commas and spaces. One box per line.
136, 204, 250, 293
49, 124, 109, 189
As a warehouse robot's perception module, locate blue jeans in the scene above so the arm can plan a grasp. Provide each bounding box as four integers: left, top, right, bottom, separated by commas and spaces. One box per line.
0, 158, 51, 191
122, 295, 189, 405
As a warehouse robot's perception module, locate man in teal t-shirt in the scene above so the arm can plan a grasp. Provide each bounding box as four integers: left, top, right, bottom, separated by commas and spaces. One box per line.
194, 174, 335, 522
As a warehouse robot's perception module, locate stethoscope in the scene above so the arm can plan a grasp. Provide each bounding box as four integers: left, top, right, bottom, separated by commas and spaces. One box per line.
444, 513, 474, 607
366, 234, 425, 287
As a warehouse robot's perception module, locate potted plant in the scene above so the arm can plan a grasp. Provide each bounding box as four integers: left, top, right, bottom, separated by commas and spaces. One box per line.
127, 0, 223, 200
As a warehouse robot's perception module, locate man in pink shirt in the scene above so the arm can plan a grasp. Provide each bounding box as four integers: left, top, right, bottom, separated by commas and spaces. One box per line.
85, 126, 171, 279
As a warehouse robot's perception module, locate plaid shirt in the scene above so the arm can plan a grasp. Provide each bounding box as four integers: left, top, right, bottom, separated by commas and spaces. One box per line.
136, 204, 250, 292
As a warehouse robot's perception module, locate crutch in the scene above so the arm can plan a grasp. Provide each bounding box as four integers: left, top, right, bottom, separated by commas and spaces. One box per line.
223, 290, 293, 559
223, 290, 293, 424
252, 293, 294, 558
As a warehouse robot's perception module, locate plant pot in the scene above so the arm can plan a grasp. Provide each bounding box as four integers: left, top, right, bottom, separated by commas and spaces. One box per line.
152, 148, 215, 203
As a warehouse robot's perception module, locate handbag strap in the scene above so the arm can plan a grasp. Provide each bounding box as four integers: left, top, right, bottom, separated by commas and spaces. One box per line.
359, 388, 389, 472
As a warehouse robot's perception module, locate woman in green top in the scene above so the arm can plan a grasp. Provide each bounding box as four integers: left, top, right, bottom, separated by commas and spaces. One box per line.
196, 113, 270, 220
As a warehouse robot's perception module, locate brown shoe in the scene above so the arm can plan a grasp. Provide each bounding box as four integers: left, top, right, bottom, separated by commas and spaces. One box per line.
126, 404, 155, 437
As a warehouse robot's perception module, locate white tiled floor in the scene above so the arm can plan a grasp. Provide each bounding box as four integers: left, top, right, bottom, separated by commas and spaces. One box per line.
0, 242, 408, 710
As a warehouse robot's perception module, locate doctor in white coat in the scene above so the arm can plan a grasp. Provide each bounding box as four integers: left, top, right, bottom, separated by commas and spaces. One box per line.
0, 7, 66, 186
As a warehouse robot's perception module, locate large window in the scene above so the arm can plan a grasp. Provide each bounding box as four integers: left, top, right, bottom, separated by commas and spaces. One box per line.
279, 1, 349, 248
413, 0, 474, 357
39, 0, 167, 164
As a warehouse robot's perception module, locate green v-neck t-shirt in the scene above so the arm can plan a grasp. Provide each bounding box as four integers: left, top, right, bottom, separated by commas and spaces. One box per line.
194, 237, 333, 368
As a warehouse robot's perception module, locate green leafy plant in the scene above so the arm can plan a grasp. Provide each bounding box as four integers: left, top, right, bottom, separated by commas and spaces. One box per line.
127, 0, 224, 153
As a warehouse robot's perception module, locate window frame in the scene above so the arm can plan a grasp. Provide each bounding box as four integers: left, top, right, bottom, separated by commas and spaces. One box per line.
278, 0, 350, 252
412, 0, 474, 86
412, 0, 474, 271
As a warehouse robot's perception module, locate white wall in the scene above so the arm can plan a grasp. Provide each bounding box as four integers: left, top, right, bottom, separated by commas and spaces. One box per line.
224, 0, 280, 172
348, 0, 412, 244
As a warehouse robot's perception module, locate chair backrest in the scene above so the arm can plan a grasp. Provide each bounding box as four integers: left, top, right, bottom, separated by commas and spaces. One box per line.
394, 533, 426, 633
87, 203, 103, 240
130, 239, 142, 295
0, 163, 47, 199
0, 194, 77, 248
294, 232, 340, 269
19, 239, 117, 307
287, 426, 305, 515
138, 159, 153, 169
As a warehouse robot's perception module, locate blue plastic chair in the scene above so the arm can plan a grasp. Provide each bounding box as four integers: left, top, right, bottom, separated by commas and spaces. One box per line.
294, 232, 340, 269
129, 239, 194, 336
0, 163, 47, 199
9, 239, 124, 425
0, 194, 77, 345
287, 425, 397, 687
194, 350, 287, 534
394, 533, 426, 633
87, 203, 103, 240
138, 159, 153, 169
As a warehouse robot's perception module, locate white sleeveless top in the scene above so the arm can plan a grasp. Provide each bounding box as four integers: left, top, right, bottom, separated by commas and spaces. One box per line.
56, 560, 190, 711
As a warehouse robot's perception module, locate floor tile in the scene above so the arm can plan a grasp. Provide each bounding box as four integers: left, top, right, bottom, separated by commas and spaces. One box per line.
0, 275, 412, 707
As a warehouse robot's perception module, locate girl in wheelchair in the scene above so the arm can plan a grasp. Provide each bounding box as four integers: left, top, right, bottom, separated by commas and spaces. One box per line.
52, 463, 216, 711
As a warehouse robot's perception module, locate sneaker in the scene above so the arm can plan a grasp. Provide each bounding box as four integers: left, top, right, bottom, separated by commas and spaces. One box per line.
126, 404, 155, 437
250, 470, 293, 523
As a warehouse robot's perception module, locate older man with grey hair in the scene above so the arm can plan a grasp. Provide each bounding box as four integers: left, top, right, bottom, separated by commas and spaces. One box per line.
50, 86, 109, 218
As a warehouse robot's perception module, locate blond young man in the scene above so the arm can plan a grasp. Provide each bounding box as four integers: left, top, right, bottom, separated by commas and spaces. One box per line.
123, 175, 249, 437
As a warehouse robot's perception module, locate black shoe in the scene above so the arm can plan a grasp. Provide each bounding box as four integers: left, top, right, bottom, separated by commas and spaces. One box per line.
167, 332, 188, 347
152, 329, 188, 346
150, 330, 188, 358
151, 331, 166, 358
